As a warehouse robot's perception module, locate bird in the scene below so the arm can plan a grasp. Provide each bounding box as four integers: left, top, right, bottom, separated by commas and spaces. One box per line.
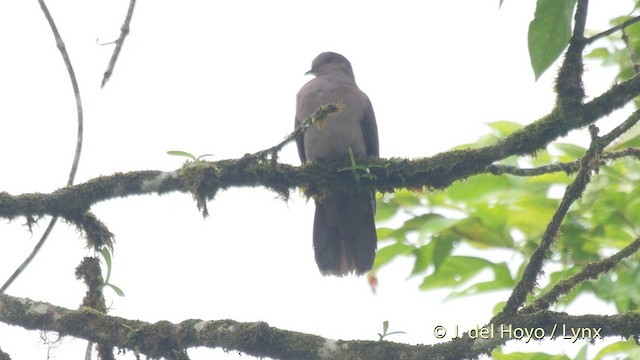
295, 52, 379, 276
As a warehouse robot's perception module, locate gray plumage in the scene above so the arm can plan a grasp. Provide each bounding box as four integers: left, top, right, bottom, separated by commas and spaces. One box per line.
295, 52, 379, 276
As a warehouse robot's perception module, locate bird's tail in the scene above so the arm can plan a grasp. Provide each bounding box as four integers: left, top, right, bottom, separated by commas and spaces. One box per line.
312, 193, 377, 276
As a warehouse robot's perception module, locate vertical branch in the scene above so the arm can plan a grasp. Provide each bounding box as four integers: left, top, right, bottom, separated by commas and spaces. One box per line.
572, 0, 588, 40
555, 0, 588, 109
75, 257, 113, 360
622, 28, 640, 74
499, 132, 600, 315
1, 0, 84, 293
500, 104, 640, 316
101, 0, 137, 88
37, 0, 84, 187
493, 0, 593, 314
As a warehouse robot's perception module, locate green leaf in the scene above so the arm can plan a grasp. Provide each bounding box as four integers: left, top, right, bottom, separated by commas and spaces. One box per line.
376, 227, 398, 241
377, 320, 406, 341
574, 343, 588, 360
493, 349, 571, 360
419, 256, 496, 290
389, 190, 423, 208
196, 154, 214, 160
528, 0, 577, 80
101, 247, 113, 284
446, 175, 514, 203
104, 283, 126, 297
452, 133, 502, 150
375, 200, 397, 222
101, 247, 112, 270
167, 150, 196, 160
553, 142, 586, 160
609, 124, 640, 150
445, 262, 514, 300
585, 47, 611, 61
410, 243, 434, 275
431, 235, 455, 271
407, 214, 460, 235
492, 301, 506, 315
594, 338, 640, 360
452, 210, 514, 248
486, 120, 523, 138
374, 243, 414, 269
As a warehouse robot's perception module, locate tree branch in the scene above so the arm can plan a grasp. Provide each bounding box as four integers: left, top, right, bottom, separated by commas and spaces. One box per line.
498, 104, 640, 316
587, 14, 640, 44
2, 0, 86, 293
1, 291, 639, 360
522, 237, 640, 314
101, 0, 137, 88
500, 112, 640, 316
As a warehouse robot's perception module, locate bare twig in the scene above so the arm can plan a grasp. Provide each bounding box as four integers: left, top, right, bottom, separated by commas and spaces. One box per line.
622, 28, 640, 74
500, 128, 603, 315
523, 237, 640, 314
488, 161, 581, 177
101, 0, 137, 88
252, 102, 344, 161
1, 0, 84, 293
587, 14, 640, 44
600, 107, 640, 144
488, 147, 640, 177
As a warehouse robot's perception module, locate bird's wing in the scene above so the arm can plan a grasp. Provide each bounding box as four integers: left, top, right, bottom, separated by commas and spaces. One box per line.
361, 95, 379, 158
294, 115, 306, 163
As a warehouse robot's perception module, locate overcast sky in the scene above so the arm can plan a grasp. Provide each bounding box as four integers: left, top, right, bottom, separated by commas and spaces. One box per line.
0, 1, 634, 359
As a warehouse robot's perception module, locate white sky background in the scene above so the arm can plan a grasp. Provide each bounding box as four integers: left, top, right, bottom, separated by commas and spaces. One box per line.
0, 1, 634, 359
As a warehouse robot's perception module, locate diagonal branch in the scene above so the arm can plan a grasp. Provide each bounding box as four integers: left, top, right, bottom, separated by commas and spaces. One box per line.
587, 14, 640, 44
2, 290, 640, 360
499, 128, 602, 316
499, 106, 640, 316
522, 237, 640, 314
2, 109, 640, 227
2, 0, 85, 293
101, 0, 137, 88
434, 233, 640, 358
252, 102, 343, 162
36, 0, 84, 188
1, 42, 640, 224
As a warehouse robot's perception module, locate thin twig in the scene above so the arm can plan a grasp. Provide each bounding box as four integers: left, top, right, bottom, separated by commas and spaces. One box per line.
462, 235, 640, 355
600, 107, 640, 144
500, 129, 603, 315
0, 218, 58, 292
522, 237, 640, 314
1, 0, 84, 293
500, 107, 640, 315
252, 102, 344, 160
587, 14, 640, 44
488, 161, 581, 177
101, 0, 137, 88
488, 147, 640, 177
622, 28, 640, 74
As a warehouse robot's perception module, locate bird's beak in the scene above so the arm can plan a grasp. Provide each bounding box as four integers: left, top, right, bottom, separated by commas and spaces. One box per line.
305, 69, 315, 76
